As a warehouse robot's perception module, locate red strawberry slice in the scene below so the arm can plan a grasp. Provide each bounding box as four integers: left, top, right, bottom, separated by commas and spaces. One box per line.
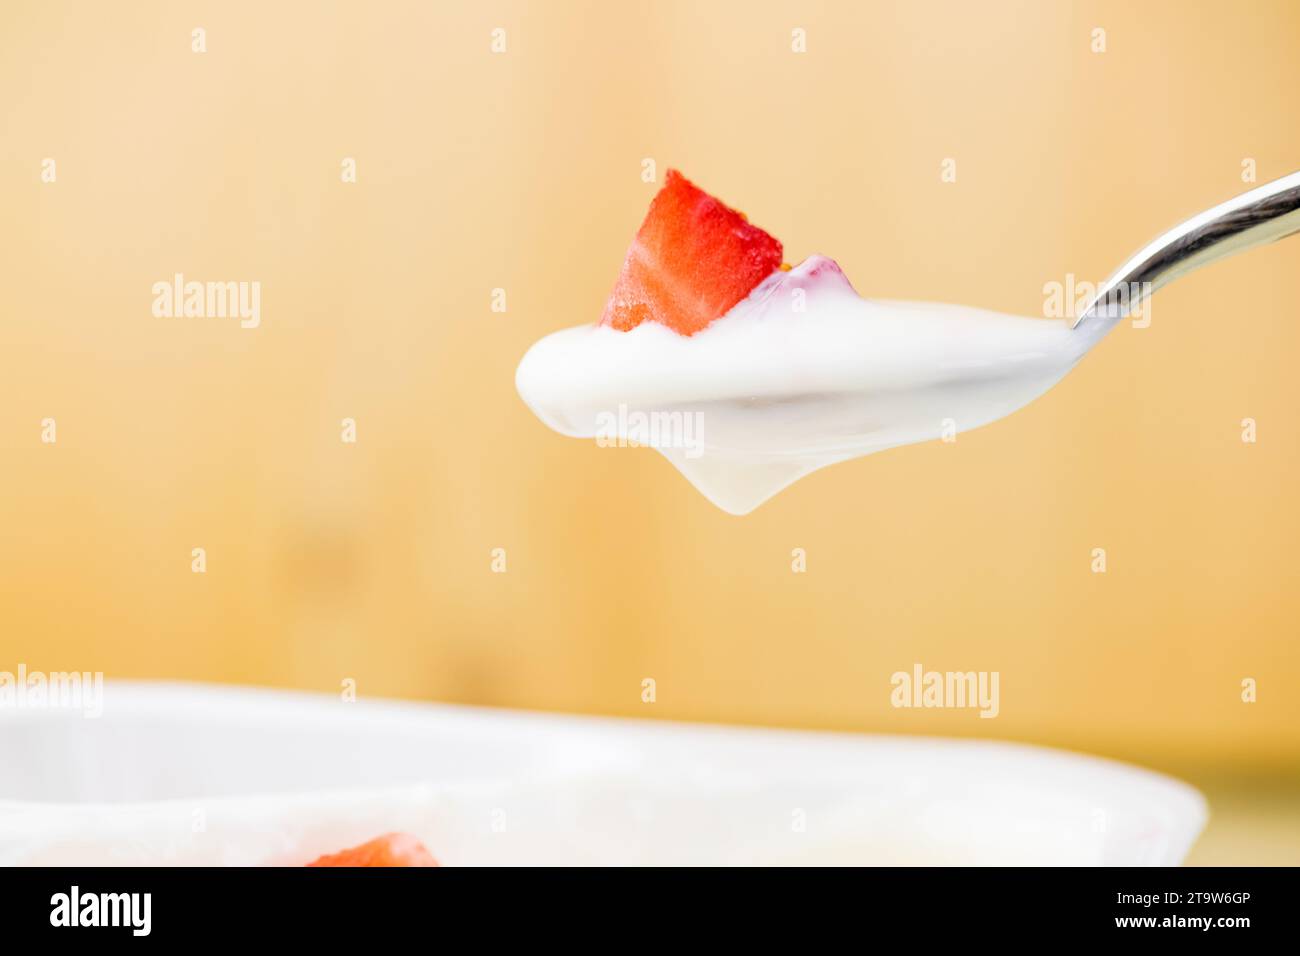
600, 169, 784, 336
306, 832, 439, 867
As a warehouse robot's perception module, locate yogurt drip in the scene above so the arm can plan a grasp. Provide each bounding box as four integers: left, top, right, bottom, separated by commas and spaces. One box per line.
516, 256, 1103, 515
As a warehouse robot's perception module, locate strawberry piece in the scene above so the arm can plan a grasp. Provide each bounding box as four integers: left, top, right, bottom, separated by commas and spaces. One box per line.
600, 169, 784, 336
306, 833, 439, 867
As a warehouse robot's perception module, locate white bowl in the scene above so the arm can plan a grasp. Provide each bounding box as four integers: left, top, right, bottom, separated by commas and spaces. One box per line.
0, 681, 1205, 865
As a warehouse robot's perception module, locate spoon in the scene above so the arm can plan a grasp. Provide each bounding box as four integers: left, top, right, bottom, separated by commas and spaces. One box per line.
517, 172, 1300, 515
1074, 170, 1300, 338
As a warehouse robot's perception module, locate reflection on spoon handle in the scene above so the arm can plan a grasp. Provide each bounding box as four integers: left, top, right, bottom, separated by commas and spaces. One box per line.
1073, 170, 1300, 335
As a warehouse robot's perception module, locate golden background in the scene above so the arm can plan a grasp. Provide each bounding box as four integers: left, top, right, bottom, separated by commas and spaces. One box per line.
2, 1, 1297, 863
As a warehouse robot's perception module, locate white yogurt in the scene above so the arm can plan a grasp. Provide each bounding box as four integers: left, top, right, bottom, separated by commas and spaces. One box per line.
516, 256, 1105, 515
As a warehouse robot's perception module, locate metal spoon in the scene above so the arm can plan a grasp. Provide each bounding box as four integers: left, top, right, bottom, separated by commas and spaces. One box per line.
1073, 170, 1300, 338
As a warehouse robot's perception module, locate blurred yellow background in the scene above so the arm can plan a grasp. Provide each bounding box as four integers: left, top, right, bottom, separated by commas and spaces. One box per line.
1, 0, 1297, 863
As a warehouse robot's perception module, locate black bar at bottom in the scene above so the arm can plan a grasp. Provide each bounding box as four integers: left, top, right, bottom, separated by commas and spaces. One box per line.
0, 865, 1278, 941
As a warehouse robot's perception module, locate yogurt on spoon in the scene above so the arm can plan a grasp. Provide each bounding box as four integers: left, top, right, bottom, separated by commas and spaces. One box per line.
515, 171, 1101, 515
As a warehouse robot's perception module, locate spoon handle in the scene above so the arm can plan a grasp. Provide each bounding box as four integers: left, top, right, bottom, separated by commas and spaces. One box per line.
1073, 170, 1300, 334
